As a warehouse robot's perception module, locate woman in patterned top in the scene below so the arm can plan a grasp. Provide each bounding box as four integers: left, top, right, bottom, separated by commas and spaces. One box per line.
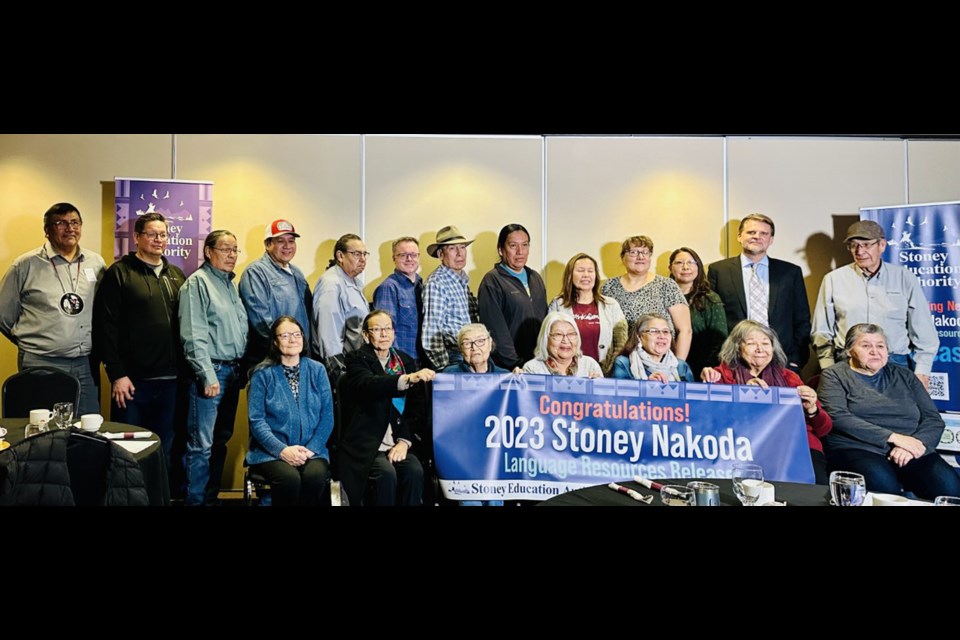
601, 235, 692, 360
246, 316, 334, 506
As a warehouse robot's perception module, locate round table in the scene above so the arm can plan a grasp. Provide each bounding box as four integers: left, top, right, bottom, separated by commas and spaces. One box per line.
1, 418, 170, 506
539, 478, 831, 506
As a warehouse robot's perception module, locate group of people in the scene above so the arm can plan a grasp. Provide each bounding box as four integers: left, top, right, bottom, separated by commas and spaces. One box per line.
1, 204, 956, 506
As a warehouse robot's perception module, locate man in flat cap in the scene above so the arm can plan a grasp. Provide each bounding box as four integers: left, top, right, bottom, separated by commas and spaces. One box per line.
812, 220, 939, 390
420, 225, 479, 370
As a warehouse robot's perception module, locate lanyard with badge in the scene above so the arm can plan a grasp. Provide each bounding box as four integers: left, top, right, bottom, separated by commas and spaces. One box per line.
49, 255, 85, 316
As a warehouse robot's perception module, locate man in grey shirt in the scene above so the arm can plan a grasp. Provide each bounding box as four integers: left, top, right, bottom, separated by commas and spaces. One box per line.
0, 202, 106, 415
812, 220, 939, 390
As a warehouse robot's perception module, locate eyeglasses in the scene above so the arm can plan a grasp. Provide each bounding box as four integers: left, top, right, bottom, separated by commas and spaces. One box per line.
276, 331, 303, 341
846, 239, 880, 253
624, 249, 652, 258
395, 252, 420, 260
213, 247, 240, 256
549, 332, 578, 343
641, 329, 672, 336
51, 219, 82, 229
139, 231, 168, 240
461, 337, 488, 350
366, 326, 394, 335
344, 250, 370, 258
671, 260, 696, 268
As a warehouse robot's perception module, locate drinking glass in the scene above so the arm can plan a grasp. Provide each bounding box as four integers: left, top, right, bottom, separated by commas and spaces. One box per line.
829, 470, 867, 507
731, 463, 764, 506
660, 484, 696, 506
52, 402, 74, 430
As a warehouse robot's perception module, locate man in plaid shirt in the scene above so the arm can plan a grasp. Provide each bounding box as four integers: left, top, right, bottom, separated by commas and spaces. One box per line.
421, 225, 479, 370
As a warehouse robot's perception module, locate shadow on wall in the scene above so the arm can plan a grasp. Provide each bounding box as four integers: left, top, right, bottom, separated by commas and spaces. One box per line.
467, 230, 499, 295
600, 242, 626, 282
364, 239, 396, 301
543, 259, 566, 301
308, 239, 338, 289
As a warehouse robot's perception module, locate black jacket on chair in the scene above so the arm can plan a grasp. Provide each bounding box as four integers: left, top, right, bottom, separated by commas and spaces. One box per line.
0, 430, 149, 506
707, 256, 811, 369
337, 344, 428, 505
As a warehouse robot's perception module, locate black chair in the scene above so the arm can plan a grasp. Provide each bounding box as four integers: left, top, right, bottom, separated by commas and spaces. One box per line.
243, 466, 346, 506
2, 366, 81, 419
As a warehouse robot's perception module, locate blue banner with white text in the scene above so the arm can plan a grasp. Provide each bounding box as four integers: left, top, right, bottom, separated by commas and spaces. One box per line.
432, 373, 814, 501
861, 202, 960, 412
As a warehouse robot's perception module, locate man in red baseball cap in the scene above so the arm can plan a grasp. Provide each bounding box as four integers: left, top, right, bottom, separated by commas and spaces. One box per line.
239, 219, 313, 375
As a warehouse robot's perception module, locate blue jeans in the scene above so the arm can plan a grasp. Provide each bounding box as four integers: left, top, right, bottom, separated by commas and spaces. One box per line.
185, 363, 241, 506
461, 500, 504, 507
112, 378, 178, 471
18, 351, 100, 416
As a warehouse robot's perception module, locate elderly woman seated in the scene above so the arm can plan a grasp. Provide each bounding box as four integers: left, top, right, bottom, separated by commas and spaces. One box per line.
339, 310, 436, 506
612, 313, 694, 382
701, 319, 833, 485
442, 323, 522, 375
246, 316, 333, 506
522, 311, 603, 378
818, 323, 960, 498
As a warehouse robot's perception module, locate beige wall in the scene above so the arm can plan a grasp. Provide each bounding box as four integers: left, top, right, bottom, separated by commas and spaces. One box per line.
3, 133, 959, 494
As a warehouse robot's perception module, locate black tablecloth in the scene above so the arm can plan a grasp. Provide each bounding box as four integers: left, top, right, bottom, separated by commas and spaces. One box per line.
1, 419, 170, 506
539, 477, 830, 506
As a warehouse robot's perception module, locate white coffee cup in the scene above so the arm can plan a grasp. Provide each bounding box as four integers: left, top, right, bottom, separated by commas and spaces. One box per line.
872, 493, 910, 507
29, 409, 52, 426
755, 481, 776, 506
80, 413, 104, 433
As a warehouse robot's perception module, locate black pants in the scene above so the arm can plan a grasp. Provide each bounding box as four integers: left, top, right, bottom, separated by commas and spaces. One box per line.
366, 452, 423, 506
251, 458, 330, 506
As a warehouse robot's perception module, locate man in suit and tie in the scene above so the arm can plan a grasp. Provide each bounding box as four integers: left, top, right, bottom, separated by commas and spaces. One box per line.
707, 213, 811, 372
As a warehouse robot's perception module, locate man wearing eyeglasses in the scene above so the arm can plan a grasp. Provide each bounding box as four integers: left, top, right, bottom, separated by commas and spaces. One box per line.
239, 219, 313, 376
373, 236, 425, 365
93, 212, 186, 468
312, 233, 370, 380
0, 202, 106, 415
178, 229, 248, 506
812, 220, 938, 390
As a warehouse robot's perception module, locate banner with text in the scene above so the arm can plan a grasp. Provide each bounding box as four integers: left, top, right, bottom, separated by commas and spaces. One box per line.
114, 178, 213, 277
432, 373, 814, 501
861, 202, 960, 412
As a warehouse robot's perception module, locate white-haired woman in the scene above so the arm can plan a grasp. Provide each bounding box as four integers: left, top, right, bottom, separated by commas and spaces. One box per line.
522, 312, 603, 378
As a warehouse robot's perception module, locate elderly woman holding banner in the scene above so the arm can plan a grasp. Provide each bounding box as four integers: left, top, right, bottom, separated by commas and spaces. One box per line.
818, 323, 960, 498
702, 319, 832, 485
522, 312, 603, 378
612, 313, 694, 382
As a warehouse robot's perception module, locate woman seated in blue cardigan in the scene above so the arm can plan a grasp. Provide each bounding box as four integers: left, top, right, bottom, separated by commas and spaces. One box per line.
612, 313, 694, 382
246, 316, 334, 506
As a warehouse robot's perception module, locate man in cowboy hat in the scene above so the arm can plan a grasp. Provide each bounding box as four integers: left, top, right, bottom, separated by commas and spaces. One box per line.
421, 225, 479, 370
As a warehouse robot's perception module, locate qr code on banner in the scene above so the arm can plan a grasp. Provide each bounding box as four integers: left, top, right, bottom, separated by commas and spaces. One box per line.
929, 372, 949, 401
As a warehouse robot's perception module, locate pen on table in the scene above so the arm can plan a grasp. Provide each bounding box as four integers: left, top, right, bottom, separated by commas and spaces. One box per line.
607, 482, 652, 504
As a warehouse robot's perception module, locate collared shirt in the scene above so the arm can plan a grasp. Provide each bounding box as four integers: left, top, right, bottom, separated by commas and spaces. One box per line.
238, 252, 313, 350
179, 261, 249, 387
0, 241, 106, 358
422, 264, 478, 370
312, 265, 368, 363
740, 253, 769, 321
372, 269, 423, 360
812, 260, 939, 375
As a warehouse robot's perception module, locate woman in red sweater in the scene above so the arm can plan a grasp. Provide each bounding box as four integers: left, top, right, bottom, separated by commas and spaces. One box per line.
701, 319, 832, 485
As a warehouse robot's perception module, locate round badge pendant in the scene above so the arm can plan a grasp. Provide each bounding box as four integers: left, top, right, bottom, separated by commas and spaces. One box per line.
59, 292, 84, 316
